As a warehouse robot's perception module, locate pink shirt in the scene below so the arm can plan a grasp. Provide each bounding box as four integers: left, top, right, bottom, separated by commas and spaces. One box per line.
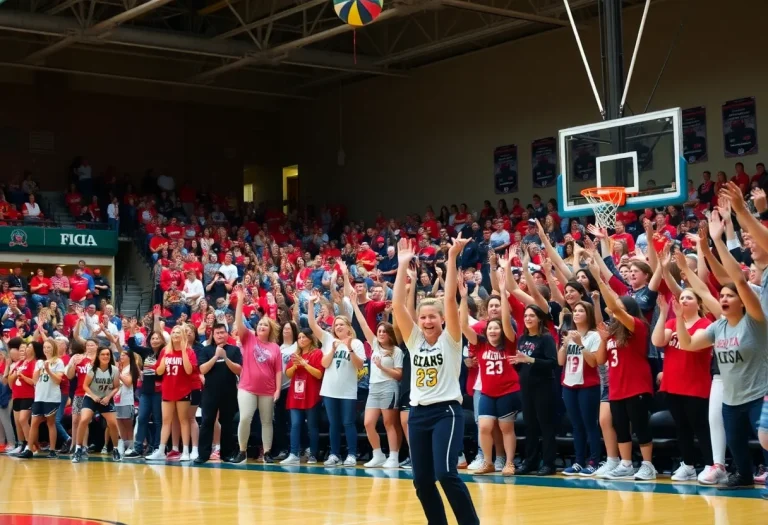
239, 329, 281, 396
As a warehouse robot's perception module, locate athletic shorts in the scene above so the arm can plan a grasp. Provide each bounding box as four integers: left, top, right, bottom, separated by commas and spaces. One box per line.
163, 393, 191, 403
73, 395, 85, 415
398, 390, 411, 412
759, 396, 768, 434
600, 386, 609, 403
12, 398, 33, 412
190, 389, 202, 406
82, 396, 116, 414
478, 391, 521, 422
31, 401, 59, 417
116, 405, 134, 420
366, 381, 399, 410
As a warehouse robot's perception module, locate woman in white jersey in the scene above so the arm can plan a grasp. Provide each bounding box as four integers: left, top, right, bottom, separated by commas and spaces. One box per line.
307, 291, 365, 467
18, 340, 65, 459
350, 292, 404, 469
72, 346, 121, 463
392, 234, 479, 525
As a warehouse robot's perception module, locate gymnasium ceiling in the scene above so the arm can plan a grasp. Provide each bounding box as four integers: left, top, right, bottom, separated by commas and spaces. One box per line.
0, 0, 653, 105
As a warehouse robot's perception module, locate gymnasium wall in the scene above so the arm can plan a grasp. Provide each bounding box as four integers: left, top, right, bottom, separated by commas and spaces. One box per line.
282, 0, 768, 220
0, 80, 279, 196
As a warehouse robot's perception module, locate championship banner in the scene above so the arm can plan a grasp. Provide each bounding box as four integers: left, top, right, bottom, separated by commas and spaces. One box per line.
723, 97, 758, 157
531, 137, 557, 188
682, 106, 708, 164
494, 144, 518, 194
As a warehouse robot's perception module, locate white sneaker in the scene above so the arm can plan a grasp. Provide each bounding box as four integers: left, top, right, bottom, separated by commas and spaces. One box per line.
343, 455, 357, 467
457, 453, 467, 469
280, 453, 300, 465
146, 449, 167, 462
364, 453, 387, 468
698, 464, 728, 485
190, 450, 199, 461
180, 452, 191, 462
595, 459, 620, 479
606, 463, 636, 480
468, 455, 485, 470
634, 462, 657, 481
382, 456, 400, 469
670, 462, 697, 482
324, 454, 341, 467
7, 445, 21, 455
494, 456, 506, 472
301, 448, 310, 459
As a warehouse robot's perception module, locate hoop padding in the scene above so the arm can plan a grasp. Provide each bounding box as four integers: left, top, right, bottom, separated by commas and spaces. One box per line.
580, 187, 630, 230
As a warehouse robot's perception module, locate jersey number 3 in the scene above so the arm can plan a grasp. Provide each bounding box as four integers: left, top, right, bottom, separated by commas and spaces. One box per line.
609, 349, 619, 367
415, 368, 438, 388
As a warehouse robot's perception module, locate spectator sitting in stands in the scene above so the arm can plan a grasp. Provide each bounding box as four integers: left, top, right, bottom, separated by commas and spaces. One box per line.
29, 269, 51, 311
183, 270, 204, 313
163, 281, 185, 321
8, 267, 28, 300
22, 194, 42, 222
77, 204, 95, 223
0, 191, 20, 224
65, 183, 83, 217
49, 266, 71, 312
1, 298, 23, 329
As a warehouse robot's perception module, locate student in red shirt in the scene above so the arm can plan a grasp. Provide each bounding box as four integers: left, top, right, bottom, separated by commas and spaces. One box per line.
459, 273, 519, 476
29, 269, 51, 311
69, 269, 90, 306
281, 328, 324, 464
595, 289, 656, 481
66, 337, 98, 454
731, 162, 750, 194
611, 220, 635, 253
652, 290, 717, 482
8, 342, 36, 455
146, 325, 197, 462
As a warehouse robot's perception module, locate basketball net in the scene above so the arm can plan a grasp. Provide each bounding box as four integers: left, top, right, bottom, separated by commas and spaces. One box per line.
581, 187, 630, 230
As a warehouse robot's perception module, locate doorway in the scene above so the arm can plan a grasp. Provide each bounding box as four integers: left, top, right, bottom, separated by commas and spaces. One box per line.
282, 165, 298, 214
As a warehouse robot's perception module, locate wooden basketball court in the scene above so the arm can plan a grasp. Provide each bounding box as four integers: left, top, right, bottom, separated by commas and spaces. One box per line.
0, 456, 762, 524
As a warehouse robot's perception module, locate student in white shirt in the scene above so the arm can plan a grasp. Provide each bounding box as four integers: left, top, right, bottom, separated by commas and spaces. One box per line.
183, 271, 205, 312
349, 294, 403, 469
391, 234, 479, 525
307, 291, 365, 468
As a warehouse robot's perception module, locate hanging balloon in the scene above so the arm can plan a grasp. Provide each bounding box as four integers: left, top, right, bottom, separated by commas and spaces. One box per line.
333, 0, 383, 27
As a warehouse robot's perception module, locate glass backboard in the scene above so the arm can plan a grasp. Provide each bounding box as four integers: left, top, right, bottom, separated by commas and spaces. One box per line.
557, 107, 688, 217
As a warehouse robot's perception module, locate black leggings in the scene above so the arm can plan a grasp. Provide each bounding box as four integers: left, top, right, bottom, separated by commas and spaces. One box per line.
610, 394, 652, 445
521, 380, 557, 467
666, 393, 713, 466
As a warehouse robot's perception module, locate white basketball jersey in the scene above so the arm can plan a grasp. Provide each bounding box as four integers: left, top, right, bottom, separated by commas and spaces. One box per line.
407, 328, 462, 406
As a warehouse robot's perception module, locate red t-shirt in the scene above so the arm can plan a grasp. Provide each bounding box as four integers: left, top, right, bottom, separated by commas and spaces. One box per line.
149, 235, 169, 252
661, 317, 712, 398
611, 232, 635, 253
12, 359, 36, 399
475, 338, 519, 397
166, 225, 183, 240
30, 276, 51, 296
63, 313, 79, 337
606, 318, 652, 400
69, 276, 90, 302
158, 348, 198, 401
286, 349, 324, 410
74, 357, 92, 397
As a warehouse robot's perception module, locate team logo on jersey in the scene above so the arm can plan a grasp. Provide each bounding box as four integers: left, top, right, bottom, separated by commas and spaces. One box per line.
8, 229, 27, 248
0, 515, 126, 525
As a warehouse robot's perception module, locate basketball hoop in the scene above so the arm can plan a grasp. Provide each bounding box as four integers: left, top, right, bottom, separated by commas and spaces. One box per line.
581, 187, 633, 230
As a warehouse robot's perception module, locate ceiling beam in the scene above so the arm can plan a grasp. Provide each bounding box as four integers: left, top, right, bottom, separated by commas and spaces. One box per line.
215, 0, 329, 40
46, 0, 83, 15
190, 4, 430, 82
0, 60, 311, 99
440, 0, 573, 27
23, 0, 175, 64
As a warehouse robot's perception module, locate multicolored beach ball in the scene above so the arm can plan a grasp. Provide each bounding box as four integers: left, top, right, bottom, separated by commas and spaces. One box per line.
333, 0, 383, 27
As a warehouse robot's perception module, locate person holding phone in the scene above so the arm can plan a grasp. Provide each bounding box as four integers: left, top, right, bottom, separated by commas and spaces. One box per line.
72, 347, 121, 463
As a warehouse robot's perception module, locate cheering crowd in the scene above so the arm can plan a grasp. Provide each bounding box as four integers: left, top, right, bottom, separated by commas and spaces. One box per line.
0, 162, 767, 491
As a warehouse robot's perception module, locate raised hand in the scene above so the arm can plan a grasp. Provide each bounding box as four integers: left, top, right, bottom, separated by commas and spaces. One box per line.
457, 272, 468, 298
720, 181, 747, 214
449, 232, 469, 257
587, 224, 605, 239
308, 290, 319, 304
336, 260, 348, 275
752, 187, 768, 213
406, 264, 417, 283
590, 290, 600, 304
670, 297, 683, 317
567, 330, 582, 347
596, 322, 610, 341
657, 294, 669, 313
347, 290, 358, 305
708, 209, 725, 240
397, 238, 415, 265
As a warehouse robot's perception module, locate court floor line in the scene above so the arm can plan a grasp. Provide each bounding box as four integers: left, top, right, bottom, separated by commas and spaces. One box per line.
15, 455, 768, 500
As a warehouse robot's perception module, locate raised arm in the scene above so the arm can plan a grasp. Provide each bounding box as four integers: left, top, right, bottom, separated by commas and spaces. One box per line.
587, 257, 636, 332
497, 271, 517, 344
392, 238, 417, 344
232, 286, 248, 340
709, 210, 764, 322
522, 253, 549, 311
444, 232, 469, 343
651, 296, 672, 347
540, 259, 564, 305
722, 181, 768, 258
458, 274, 478, 345
537, 219, 573, 280
348, 291, 376, 346
673, 250, 721, 317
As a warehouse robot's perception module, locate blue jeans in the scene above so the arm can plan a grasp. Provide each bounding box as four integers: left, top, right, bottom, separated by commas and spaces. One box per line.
562, 385, 601, 466
31, 294, 49, 311
323, 397, 357, 457
290, 404, 321, 456
135, 391, 162, 452
108, 218, 119, 231
56, 395, 70, 444
722, 397, 763, 479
